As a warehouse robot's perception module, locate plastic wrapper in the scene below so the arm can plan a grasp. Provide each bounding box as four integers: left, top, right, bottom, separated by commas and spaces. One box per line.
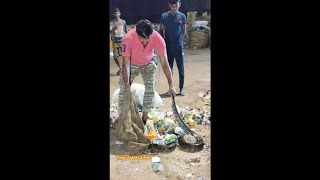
164, 118, 175, 129
112, 83, 164, 112
174, 127, 186, 135
165, 134, 177, 144
144, 119, 159, 140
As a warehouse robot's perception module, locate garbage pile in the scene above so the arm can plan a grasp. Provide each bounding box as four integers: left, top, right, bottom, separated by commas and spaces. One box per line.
188, 25, 211, 49
190, 25, 211, 32
110, 89, 211, 152
198, 90, 211, 106
186, 11, 211, 49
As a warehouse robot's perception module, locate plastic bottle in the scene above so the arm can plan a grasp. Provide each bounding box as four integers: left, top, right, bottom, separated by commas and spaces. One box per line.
197, 118, 204, 124
165, 134, 177, 144
185, 154, 201, 164
150, 163, 165, 172
189, 119, 196, 127
152, 139, 166, 146
174, 127, 186, 135
151, 114, 157, 121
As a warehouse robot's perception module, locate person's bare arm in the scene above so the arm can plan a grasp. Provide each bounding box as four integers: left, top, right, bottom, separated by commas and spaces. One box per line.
121, 56, 131, 91
159, 24, 165, 38
182, 24, 186, 37
110, 22, 118, 33
158, 55, 176, 96
124, 22, 128, 33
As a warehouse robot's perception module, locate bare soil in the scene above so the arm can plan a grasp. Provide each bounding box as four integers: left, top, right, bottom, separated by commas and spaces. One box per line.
109, 48, 211, 180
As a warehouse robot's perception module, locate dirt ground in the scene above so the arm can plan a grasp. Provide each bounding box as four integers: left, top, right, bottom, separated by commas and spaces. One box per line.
109, 48, 211, 180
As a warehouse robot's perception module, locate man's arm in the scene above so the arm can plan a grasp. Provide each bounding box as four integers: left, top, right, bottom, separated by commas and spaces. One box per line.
158, 55, 176, 95
110, 21, 118, 33
182, 24, 186, 37
159, 24, 165, 38
121, 56, 131, 91
124, 20, 128, 33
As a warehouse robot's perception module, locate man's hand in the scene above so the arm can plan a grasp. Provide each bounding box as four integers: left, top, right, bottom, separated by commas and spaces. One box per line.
168, 86, 177, 97
125, 84, 131, 92
114, 22, 119, 30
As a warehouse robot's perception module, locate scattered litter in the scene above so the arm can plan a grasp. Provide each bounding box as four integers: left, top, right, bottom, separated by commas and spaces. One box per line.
151, 162, 165, 173
165, 134, 178, 144
191, 25, 211, 32
185, 172, 193, 179
110, 141, 124, 146
185, 154, 201, 164
198, 91, 205, 98
112, 83, 164, 112
174, 127, 186, 135
183, 134, 197, 144
152, 156, 161, 163
164, 118, 175, 129
188, 119, 196, 127
152, 139, 166, 146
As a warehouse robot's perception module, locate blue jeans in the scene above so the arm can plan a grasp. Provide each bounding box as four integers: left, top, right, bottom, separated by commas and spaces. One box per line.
166, 43, 184, 89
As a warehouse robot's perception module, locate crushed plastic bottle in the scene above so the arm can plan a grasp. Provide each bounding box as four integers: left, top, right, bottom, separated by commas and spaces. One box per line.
150, 163, 165, 172
152, 139, 166, 146
152, 156, 161, 163
167, 128, 175, 134
185, 154, 201, 164
179, 108, 187, 117
166, 112, 173, 118
197, 118, 204, 124
110, 141, 124, 145
155, 119, 165, 132
174, 127, 186, 135
164, 118, 175, 129
144, 119, 158, 137
188, 119, 196, 127
184, 113, 191, 121
151, 114, 157, 121
198, 91, 205, 98
165, 134, 177, 144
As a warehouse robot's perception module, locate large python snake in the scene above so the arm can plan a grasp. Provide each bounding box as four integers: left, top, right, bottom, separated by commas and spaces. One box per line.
144, 96, 205, 154
171, 96, 205, 153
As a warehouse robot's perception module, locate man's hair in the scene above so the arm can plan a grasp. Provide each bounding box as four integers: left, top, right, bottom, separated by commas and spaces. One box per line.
136, 19, 153, 39
169, 0, 181, 4
113, 8, 120, 13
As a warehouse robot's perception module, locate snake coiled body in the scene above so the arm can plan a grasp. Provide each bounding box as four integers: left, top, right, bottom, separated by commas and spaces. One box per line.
172, 96, 205, 152
147, 96, 205, 153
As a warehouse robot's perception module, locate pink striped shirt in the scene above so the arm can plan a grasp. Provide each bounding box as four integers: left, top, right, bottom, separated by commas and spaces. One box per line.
121, 29, 166, 66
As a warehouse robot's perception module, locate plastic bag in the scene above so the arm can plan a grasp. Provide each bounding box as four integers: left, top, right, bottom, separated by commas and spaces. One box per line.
112, 83, 164, 112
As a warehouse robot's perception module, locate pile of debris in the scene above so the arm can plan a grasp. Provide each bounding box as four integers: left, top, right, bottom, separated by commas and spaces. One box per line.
110, 90, 211, 147
186, 12, 211, 49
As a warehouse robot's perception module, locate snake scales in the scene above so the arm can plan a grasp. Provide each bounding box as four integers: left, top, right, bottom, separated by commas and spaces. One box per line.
172, 96, 205, 153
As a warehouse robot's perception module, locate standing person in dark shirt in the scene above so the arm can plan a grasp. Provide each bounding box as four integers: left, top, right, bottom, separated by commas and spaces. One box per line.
110, 8, 127, 75
160, 0, 187, 96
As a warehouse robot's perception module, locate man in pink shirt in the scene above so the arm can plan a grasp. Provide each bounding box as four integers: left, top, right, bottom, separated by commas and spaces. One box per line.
119, 19, 176, 123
